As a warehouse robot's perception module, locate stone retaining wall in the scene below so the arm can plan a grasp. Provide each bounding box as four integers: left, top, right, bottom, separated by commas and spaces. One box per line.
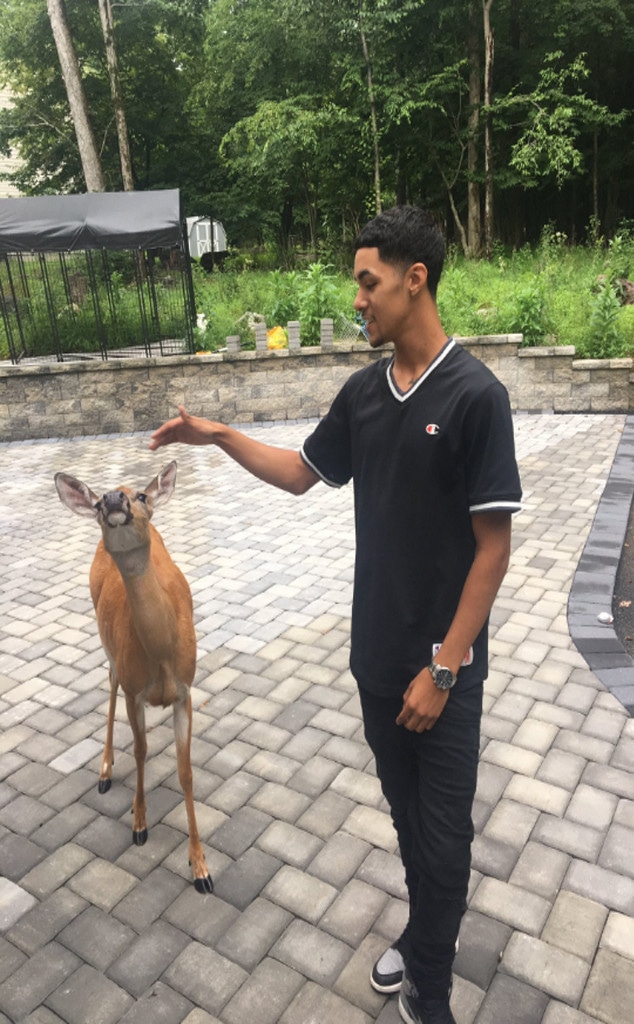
2, 335, 634, 442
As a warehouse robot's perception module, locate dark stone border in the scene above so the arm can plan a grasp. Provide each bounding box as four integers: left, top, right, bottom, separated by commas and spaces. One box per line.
568, 415, 634, 714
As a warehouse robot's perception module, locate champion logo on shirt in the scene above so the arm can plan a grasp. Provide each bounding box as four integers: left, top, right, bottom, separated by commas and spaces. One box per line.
426, 423, 440, 435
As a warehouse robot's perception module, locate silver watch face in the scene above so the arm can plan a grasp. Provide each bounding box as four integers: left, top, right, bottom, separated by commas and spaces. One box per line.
430, 664, 457, 690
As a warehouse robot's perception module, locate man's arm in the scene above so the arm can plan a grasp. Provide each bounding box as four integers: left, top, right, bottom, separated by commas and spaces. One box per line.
150, 406, 319, 495
396, 510, 512, 732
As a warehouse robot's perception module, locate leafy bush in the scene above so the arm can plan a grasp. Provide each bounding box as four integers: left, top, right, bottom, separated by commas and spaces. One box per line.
509, 281, 555, 346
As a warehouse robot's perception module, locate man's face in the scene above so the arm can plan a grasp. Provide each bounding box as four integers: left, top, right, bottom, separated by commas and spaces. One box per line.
353, 247, 410, 348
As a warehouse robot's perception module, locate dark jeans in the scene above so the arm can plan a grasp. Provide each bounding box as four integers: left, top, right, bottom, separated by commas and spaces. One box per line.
359, 683, 483, 999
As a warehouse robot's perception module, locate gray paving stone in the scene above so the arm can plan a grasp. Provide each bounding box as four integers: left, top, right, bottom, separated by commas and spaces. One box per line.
66, 856, 137, 912
470, 877, 552, 935
583, 761, 634, 800
163, 941, 248, 1017
0, 793, 56, 835
107, 919, 190, 997
501, 933, 589, 1003
0, 936, 26, 984
320, 879, 387, 946
263, 864, 338, 923
565, 859, 634, 915
0, 876, 39, 930
566, 783, 619, 831
279, 980, 373, 1024
580, 949, 634, 1024
0, 831, 48, 881
215, 897, 292, 971
58, 904, 137, 970
46, 963, 133, 1024
473, 973, 549, 1024
482, 799, 540, 849
19, 1008, 66, 1024
541, 1003, 605, 1024
542, 891, 609, 962
271, 918, 353, 986
598, 822, 634, 878
115, 822, 186, 879
611, 737, 634, 772
211, 805, 271, 858
34, 803, 98, 851
356, 848, 407, 900
222, 958, 304, 1024
7, 761, 63, 796
243, 749, 302, 784
248, 780, 312, 822
332, 932, 389, 1016
454, 910, 511, 990
509, 841, 570, 899
211, 846, 282, 911
256, 820, 323, 868
288, 754, 342, 797
471, 833, 521, 881
40, 768, 97, 811
163, 887, 239, 944
19, 839, 93, 897
7, 888, 87, 955
205, 770, 262, 813
0, 942, 80, 1021
111, 866, 187, 931
75, 814, 136, 861
532, 814, 605, 862
601, 910, 634, 960
554, 730, 613, 763
503, 775, 571, 816
117, 981, 193, 1024
537, 749, 587, 791
308, 831, 371, 888
295, 790, 356, 840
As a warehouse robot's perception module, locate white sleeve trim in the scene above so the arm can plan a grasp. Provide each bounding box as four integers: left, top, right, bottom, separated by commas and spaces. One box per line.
469, 500, 522, 514
300, 447, 343, 488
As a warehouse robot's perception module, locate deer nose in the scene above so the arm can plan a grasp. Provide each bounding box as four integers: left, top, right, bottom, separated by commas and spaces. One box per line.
103, 490, 129, 512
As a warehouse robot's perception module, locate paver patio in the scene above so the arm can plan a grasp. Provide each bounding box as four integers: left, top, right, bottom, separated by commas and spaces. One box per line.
1, 413, 633, 1024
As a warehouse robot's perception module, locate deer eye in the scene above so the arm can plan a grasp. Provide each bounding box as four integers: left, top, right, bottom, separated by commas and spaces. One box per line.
136, 493, 147, 504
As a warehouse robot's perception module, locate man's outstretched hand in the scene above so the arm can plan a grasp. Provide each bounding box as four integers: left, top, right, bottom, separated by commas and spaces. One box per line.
149, 406, 215, 449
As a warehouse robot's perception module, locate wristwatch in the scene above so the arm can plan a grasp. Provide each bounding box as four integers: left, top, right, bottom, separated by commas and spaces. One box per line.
428, 661, 458, 691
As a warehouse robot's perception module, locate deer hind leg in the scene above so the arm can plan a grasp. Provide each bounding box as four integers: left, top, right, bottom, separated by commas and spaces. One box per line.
174, 694, 213, 893
125, 692, 148, 846
98, 669, 118, 794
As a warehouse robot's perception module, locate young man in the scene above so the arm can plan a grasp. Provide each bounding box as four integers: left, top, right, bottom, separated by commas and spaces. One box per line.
150, 206, 521, 1024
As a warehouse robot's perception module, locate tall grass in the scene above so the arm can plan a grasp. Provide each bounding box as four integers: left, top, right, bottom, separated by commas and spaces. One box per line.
193, 232, 634, 359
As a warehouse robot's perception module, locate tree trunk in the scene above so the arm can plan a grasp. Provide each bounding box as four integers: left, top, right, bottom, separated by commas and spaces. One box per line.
483, 0, 494, 257
97, 0, 134, 191
47, 0, 105, 191
467, 3, 481, 257
358, 2, 382, 214
592, 127, 599, 230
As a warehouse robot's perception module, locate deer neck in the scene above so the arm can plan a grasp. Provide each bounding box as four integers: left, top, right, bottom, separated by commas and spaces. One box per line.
109, 547, 177, 657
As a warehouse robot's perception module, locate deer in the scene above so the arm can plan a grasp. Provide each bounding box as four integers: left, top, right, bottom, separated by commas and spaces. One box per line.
54, 461, 213, 894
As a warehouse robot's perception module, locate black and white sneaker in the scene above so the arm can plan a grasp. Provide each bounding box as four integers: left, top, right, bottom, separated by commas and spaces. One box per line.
370, 944, 405, 993
370, 937, 460, 995
398, 969, 455, 1024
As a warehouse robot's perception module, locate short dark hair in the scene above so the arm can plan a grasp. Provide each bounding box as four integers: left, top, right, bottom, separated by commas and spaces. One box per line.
353, 205, 445, 298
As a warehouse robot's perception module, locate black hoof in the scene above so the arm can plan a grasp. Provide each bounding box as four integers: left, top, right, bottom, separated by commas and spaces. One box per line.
132, 828, 148, 846
98, 779, 111, 794
194, 874, 214, 894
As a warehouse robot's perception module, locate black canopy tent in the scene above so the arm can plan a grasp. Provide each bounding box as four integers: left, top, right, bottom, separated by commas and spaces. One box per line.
0, 189, 196, 363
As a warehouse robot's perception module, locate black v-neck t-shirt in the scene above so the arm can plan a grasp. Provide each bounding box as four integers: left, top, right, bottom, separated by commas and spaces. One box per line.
300, 339, 522, 696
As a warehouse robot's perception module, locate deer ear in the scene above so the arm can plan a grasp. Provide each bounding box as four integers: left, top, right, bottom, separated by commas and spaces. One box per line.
144, 460, 177, 510
55, 473, 100, 518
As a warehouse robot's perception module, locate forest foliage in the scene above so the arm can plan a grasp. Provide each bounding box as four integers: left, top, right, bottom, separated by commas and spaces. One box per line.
0, 0, 632, 262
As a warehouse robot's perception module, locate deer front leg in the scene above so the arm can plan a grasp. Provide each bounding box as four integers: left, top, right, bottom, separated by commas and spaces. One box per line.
98, 669, 118, 794
125, 692, 148, 846
174, 695, 213, 893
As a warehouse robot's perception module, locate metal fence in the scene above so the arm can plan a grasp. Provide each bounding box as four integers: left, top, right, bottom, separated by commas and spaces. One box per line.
0, 246, 196, 364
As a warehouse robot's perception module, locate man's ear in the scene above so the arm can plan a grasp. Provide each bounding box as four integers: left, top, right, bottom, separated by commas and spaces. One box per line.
408, 262, 429, 297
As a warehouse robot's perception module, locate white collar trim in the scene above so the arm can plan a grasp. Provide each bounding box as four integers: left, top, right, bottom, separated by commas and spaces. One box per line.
386, 338, 456, 402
